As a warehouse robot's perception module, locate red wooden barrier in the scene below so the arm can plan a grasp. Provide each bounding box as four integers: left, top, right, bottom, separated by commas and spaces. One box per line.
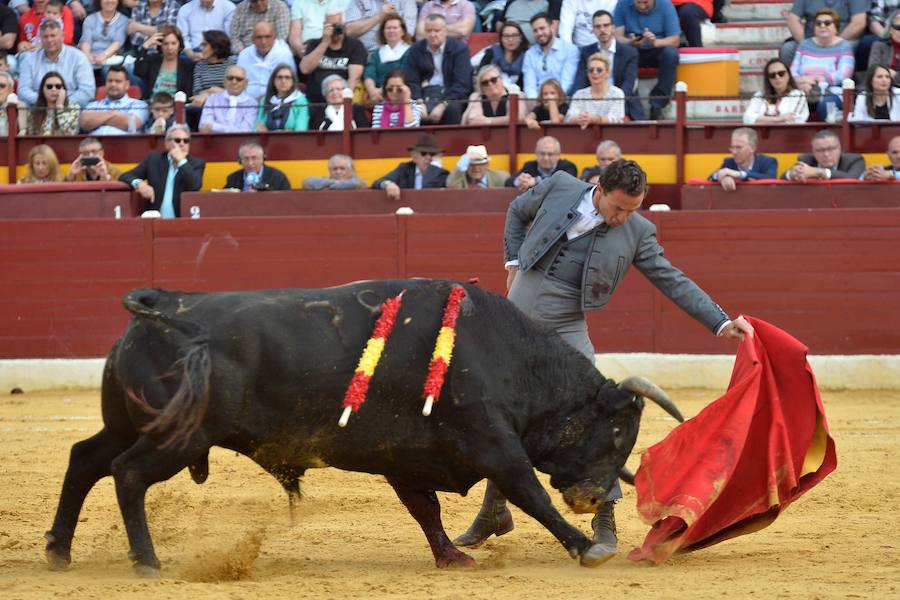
0, 182, 138, 219
681, 181, 900, 210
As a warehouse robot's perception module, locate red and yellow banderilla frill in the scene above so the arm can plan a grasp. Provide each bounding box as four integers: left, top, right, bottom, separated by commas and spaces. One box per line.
339, 291, 404, 427
422, 285, 466, 416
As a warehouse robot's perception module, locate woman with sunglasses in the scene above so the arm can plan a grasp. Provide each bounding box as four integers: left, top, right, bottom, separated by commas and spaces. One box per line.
371, 70, 422, 128
19, 144, 63, 184
790, 8, 854, 121
461, 64, 525, 126
850, 63, 900, 121
363, 13, 412, 105
565, 53, 624, 127
310, 74, 371, 130
478, 21, 529, 89
869, 9, 900, 88
524, 78, 568, 130
256, 65, 309, 132
22, 71, 81, 136
78, 0, 128, 73
743, 58, 809, 124
134, 24, 194, 100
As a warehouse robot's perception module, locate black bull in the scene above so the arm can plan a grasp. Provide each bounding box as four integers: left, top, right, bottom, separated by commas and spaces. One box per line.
46, 279, 666, 575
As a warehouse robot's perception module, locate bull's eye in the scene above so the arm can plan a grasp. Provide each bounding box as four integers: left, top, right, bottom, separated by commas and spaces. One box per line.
613, 427, 622, 437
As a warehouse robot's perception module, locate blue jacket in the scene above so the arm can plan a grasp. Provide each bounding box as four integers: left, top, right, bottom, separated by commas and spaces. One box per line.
404, 38, 473, 101
572, 41, 642, 120
709, 154, 778, 181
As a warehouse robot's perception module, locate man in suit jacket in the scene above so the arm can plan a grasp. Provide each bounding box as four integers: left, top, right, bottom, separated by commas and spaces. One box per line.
709, 128, 778, 191
404, 14, 473, 125
224, 141, 291, 192
506, 136, 578, 191
372, 133, 449, 200
120, 124, 205, 218
572, 10, 644, 121
454, 160, 753, 562
446, 145, 510, 188
783, 129, 865, 181
862, 135, 900, 181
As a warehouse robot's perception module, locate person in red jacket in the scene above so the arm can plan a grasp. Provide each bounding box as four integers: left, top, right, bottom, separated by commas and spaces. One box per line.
18, 0, 75, 51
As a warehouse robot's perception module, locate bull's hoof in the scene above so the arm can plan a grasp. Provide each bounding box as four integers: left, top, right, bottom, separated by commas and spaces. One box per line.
579, 542, 617, 567
133, 563, 162, 579
45, 547, 71, 571
435, 548, 477, 568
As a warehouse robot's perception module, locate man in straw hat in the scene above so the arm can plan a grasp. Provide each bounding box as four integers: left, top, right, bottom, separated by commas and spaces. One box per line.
372, 133, 449, 200
447, 145, 509, 188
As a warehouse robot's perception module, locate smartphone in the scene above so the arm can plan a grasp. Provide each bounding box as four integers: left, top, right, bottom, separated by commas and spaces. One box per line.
81, 156, 101, 166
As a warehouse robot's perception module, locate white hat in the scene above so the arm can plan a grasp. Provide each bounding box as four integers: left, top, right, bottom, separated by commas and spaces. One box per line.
465, 145, 489, 165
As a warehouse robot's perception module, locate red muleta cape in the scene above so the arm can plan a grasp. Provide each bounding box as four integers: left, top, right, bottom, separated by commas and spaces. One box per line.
628, 316, 837, 563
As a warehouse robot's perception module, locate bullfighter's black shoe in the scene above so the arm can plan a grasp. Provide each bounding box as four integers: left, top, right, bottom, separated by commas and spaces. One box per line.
452, 481, 514, 547
591, 501, 618, 555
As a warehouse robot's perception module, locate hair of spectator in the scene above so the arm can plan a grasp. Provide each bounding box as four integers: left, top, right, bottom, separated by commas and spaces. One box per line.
529, 11, 552, 26
536, 135, 561, 154
732, 127, 758, 147
377, 12, 412, 46
498, 21, 530, 60
203, 30, 233, 59
159, 24, 186, 51
329, 153, 356, 174
425, 13, 447, 25
106, 64, 128, 79
0, 71, 13, 89
39, 18, 63, 33
592, 9, 613, 21
865, 64, 894, 116
885, 10, 900, 39
91, 0, 116, 7
384, 68, 407, 85
264, 64, 297, 105
587, 52, 611, 72
476, 64, 503, 93
762, 58, 798, 99
596, 140, 621, 156
79, 137, 103, 150
598, 159, 648, 197
46, 0, 65, 9
238, 140, 265, 161
151, 91, 175, 107
27, 144, 62, 181
538, 78, 565, 103
812, 129, 840, 145
321, 74, 348, 98
814, 7, 840, 30
165, 123, 191, 141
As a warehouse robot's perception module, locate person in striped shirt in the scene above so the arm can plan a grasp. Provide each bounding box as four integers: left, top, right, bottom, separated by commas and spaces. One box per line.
791, 8, 855, 121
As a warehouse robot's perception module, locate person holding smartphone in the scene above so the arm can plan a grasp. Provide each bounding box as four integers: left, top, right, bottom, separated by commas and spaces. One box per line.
64, 137, 123, 182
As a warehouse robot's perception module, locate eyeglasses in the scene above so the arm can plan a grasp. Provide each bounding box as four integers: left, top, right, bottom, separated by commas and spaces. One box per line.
814, 19, 834, 27
275, 74, 293, 80
588, 67, 606, 74
102, 22, 109, 36
767, 69, 788, 79
480, 76, 500, 86
170, 137, 190, 144
385, 85, 403, 92
417, 151, 437, 157
225, 75, 245, 82
0, 83, 8, 89
813, 145, 839, 153
501, 33, 521, 38
892, 23, 900, 30
44, 83, 64, 90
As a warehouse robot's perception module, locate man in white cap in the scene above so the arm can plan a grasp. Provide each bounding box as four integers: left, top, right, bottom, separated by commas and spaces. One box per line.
447, 145, 510, 188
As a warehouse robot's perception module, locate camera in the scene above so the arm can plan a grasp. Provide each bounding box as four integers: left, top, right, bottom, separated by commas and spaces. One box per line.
81, 156, 101, 167
331, 23, 344, 36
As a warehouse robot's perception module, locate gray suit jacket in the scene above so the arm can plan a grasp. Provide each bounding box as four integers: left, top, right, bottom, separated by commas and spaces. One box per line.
504, 172, 729, 332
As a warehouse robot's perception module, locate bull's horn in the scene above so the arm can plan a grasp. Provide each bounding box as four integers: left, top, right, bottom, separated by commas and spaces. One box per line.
618, 376, 684, 422
619, 467, 636, 485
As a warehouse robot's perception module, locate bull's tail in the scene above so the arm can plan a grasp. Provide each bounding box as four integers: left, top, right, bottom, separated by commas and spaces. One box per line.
123, 289, 211, 450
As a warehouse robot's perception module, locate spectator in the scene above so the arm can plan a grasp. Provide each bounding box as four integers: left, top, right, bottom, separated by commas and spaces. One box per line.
238, 21, 294, 100
496, 0, 561, 45
302, 153, 367, 189
63, 137, 123, 181
177, 0, 235, 62
230, 0, 291, 54
21, 71, 81, 135
524, 78, 568, 129
345, 0, 417, 53
256, 64, 309, 131
404, 14, 472, 124
581, 139, 622, 180
1, 4, 17, 54
708, 127, 778, 191
372, 133, 449, 200
363, 12, 413, 105
415, 0, 476, 41
224, 140, 291, 191
371, 69, 423, 127
862, 134, 900, 179
288, 0, 345, 55
299, 11, 367, 105
461, 64, 526, 125
0, 71, 13, 136
506, 135, 577, 191
566, 52, 625, 127
80, 64, 149, 134
478, 20, 529, 89
17, 20, 95, 106
559, 0, 616, 47
20, 144, 63, 183
522, 12, 579, 100
134, 24, 194, 100
120, 123, 205, 217
783, 129, 865, 180
79, 0, 128, 73
309, 74, 371, 130
446, 144, 510, 188
743, 58, 810, 124
782, 0, 867, 66
199, 65, 258, 132
670, 0, 710, 47
18, 0, 74, 52
869, 9, 900, 87
850, 64, 900, 120
127, 0, 180, 55
614, 0, 681, 120
790, 8, 855, 121
144, 90, 175, 133
189, 30, 235, 108
574, 10, 643, 120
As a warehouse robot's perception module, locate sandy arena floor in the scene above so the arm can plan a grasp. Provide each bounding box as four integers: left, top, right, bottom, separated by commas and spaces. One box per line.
0, 387, 897, 599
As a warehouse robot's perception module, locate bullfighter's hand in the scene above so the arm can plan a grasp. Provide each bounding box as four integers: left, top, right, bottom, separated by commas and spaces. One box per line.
720, 315, 753, 341
506, 266, 517, 290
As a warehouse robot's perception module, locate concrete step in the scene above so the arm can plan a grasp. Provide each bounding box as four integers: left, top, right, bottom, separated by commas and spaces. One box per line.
733, 46, 781, 69
703, 21, 790, 45
740, 69, 765, 94
722, 0, 791, 21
